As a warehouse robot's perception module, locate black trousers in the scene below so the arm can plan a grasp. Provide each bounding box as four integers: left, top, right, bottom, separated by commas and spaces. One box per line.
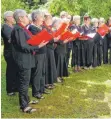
110, 48, 111, 64
4, 50, 18, 93
72, 40, 81, 67
31, 54, 46, 96
93, 43, 98, 67
87, 39, 94, 67
81, 40, 94, 67
97, 41, 103, 66
66, 48, 72, 67
103, 37, 108, 64
18, 68, 31, 110
81, 40, 88, 67
108, 37, 111, 64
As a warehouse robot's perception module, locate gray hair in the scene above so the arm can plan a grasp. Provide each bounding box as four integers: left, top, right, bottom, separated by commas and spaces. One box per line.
52, 17, 62, 27
60, 11, 67, 18
31, 9, 44, 22
13, 9, 27, 22
4, 11, 13, 21
41, 9, 50, 16
62, 18, 70, 23
99, 17, 105, 23
73, 15, 80, 21
28, 14, 32, 21
91, 18, 99, 23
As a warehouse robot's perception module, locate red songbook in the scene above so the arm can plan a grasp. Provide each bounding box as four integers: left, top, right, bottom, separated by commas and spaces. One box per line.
60, 31, 81, 41
68, 32, 81, 41
79, 35, 91, 40
52, 23, 68, 37
97, 24, 109, 36
73, 32, 81, 40
60, 31, 74, 40
27, 29, 53, 46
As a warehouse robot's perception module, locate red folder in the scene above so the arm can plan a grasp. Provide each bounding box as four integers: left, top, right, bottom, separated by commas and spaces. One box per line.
27, 29, 53, 46
73, 32, 81, 39
79, 35, 91, 40
60, 31, 74, 40
68, 32, 81, 41
97, 24, 109, 36
52, 23, 68, 37
60, 31, 80, 41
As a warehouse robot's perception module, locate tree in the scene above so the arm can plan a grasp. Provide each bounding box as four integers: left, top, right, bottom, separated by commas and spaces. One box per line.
49, 0, 81, 15
48, 0, 111, 19
1, 0, 29, 23
78, 0, 111, 19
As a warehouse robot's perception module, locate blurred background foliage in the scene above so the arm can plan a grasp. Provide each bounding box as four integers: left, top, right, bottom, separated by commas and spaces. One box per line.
1, 0, 111, 21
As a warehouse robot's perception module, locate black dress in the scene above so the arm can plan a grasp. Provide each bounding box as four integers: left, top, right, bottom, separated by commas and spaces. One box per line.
55, 40, 68, 77
42, 25, 57, 85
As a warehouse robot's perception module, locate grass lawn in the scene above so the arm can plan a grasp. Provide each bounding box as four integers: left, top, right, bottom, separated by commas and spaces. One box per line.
1, 54, 111, 118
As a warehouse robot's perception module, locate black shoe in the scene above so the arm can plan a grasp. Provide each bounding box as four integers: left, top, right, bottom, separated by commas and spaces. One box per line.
33, 93, 44, 99
7, 92, 15, 96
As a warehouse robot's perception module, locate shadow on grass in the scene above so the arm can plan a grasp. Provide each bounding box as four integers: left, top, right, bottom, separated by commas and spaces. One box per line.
1, 56, 111, 118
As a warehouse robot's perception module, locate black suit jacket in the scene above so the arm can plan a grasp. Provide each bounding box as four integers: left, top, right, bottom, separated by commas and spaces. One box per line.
1, 24, 13, 51
11, 24, 39, 69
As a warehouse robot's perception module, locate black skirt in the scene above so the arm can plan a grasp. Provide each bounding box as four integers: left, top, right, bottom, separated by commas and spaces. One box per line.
45, 48, 57, 84
55, 52, 68, 77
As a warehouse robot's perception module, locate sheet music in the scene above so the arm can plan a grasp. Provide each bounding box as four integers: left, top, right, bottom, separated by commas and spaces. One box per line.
71, 29, 78, 34
87, 33, 96, 38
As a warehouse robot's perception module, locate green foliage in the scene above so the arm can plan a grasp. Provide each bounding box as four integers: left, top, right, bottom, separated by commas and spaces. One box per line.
1, 0, 29, 23
48, 0, 111, 19
2, 0, 111, 19
78, 0, 111, 19
49, 0, 81, 15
